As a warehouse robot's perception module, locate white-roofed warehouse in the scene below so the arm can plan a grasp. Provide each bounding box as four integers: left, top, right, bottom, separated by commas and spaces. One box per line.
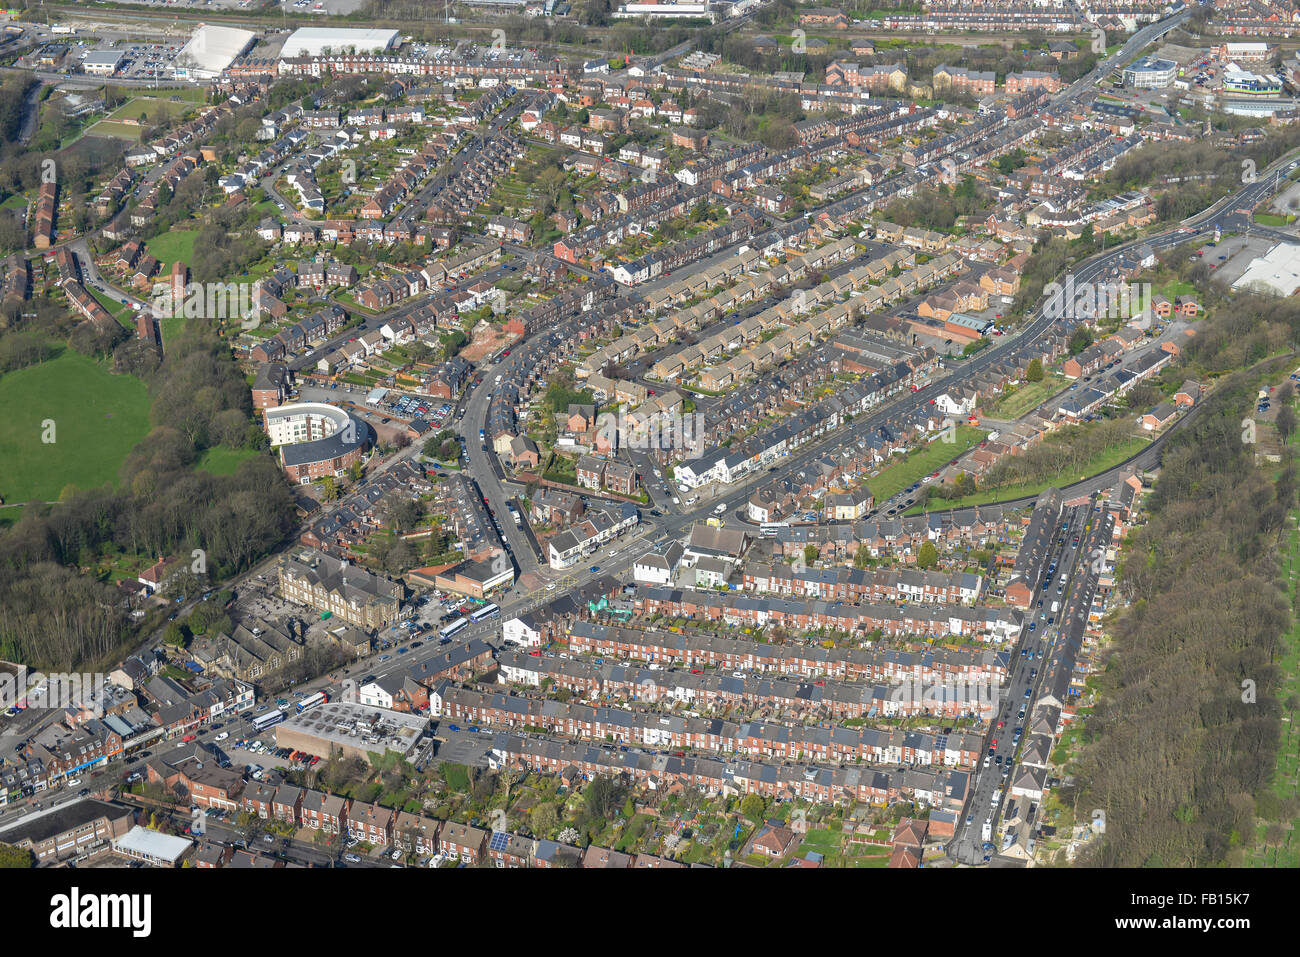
280, 27, 399, 58
173, 24, 256, 79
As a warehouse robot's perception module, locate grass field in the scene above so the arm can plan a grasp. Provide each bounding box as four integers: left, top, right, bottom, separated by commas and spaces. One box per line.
1255, 212, 1296, 228
89, 286, 137, 330
0, 351, 150, 503
987, 374, 1069, 420
84, 120, 143, 142
871, 425, 986, 501
908, 435, 1151, 513
196, 446, 261, 476
148, 229, 199, 270
108, 97, 192, 123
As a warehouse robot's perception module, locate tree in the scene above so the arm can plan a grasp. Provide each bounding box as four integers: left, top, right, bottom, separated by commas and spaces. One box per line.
531, 802, 559, 835
1277, 404, 1296, 444
1069, 326, 1094, 355
916, 541, 939, 570
853, 543, 872, 569
163, 622, 188, 649
321, 476, 339, 502
803, 544, 819, 567
584, 774, 627, 821
0, 845, 34, 868
1026, 358, 1044, 383
740, 793, 766, 822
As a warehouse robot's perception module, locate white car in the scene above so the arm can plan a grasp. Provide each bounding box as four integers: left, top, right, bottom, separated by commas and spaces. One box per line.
215, 731, 230, 741
344, 853, 362, 864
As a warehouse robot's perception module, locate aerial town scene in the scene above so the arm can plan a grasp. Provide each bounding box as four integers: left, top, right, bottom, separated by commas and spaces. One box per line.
0, 0, 1291, 906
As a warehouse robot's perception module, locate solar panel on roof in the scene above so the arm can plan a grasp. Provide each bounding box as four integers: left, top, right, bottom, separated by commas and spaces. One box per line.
489, 831, 510, 851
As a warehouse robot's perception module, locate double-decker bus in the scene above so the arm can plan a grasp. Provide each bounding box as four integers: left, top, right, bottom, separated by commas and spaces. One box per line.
296, 691, 328, 714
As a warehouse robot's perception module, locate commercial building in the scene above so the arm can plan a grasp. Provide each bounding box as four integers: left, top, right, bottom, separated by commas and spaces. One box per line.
82, 50, 126, 76
173, 25, 256, 80
112, 825, 193, 867
1122, 56, 1177, 89
279, 27, 399, 59
275, 701, 428, 764
1222, 64, 1283, 96
0, 798, 133, 864
1232, 242, 1300, 297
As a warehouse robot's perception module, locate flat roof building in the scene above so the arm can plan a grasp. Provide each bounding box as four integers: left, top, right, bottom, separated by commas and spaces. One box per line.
275, 701, 428, 764
279, 27, 399, 59
0, 798, 133, 865
82, 50, 126, 75
1122, 56, 1177, 89
112, 825, 193, 867
1233, 242, 1300, 297
174, 25, 256, 80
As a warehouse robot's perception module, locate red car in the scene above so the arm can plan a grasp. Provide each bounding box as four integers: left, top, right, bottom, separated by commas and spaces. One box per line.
690, 668, 702, 675
991, 739, 998, 748
997, 721, 1004, 730
181, 734, 197, 743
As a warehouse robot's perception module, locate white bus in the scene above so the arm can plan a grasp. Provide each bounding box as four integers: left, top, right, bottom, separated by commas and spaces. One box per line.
759, 522, 788, 538
297, 691, 328, 714
251, 709, 285, 733
440, 617, 469, 639
470, 603, 499, 623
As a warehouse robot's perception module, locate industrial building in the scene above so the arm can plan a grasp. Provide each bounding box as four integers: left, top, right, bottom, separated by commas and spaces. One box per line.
1233, 243, 1300, 297
279, 27, 399, 59
275, 701, 428, 764
173, 25, 256, 80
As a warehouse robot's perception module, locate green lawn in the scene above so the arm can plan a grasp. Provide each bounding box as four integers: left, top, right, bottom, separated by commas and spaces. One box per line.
871, 425, 986, 501
0, 351, 151, 503
89, 286, 137, 330
160, 312, 185, 348
108, 97, 193, 123
84, 120, 144, 142
909, 435, 1151, 513
196, 446, 261, 476
987, 375, 1069, 420
147, 229, 199, 270
1255, 212, 1296, 228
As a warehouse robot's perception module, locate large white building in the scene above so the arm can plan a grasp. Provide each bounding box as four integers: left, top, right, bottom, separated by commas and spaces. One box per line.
1233, 243, 1300, 297
1122, 56, 1176, 89
173, 25, 256, 80
263, 402, 368, 482
279, 27, 399, 59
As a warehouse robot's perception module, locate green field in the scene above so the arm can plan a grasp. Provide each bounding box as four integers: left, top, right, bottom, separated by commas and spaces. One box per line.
148, 229, 199, 270
89, 286, 137, 330
108, 97, 193, 123
84, 120, 144, 142
0, 351, 151, 503
1255, 212, 1296, 228
986, 374, 1069, 420
871, 425, 986, 501
196, 446, 261, 476
907, 435, 1151, 513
